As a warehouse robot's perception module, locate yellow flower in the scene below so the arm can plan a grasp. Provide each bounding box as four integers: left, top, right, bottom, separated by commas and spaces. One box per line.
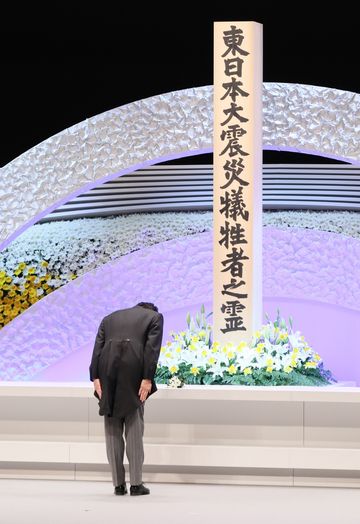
169, 365, 178, 374
266, 358, 273, 366
227, 351, 235, 359
237, 341, 247, 351
207, 357, 216, 365
0, 271, 6, 279
41, 261, 49, 267
255, 343, 264, 353
198, 330, 206, 338
175, 347, 182, 354
243, 367, 252, 375
160, 346, 166, 353
17, 262, 26, 271
279, 333, 288, 341
165, 352, 173, 359
14, 269, 22, 276
190, 367, 200, 376
201, 350, 208, 357
5, 276, 12, 283
314, 353, 321, 362
305, 361, 317, 368
228, 364, 237, 375
27, 267, 36, 275
284, 365, 293, 373
189, 344, 197, 351
266, 366, 273, 373
254, 330, 261, 338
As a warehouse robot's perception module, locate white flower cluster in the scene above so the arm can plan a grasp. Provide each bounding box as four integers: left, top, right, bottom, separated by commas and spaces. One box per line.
159, 323, 321, 379
263, 210, 360, 238
0, 212, 213, 281
248, 322, 321, 374
167, 376, 183, 388
159, 329, 212, 375
1, 210, 357, 287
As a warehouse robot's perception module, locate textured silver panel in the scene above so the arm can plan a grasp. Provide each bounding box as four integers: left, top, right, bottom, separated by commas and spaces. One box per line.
1, 84, 359, 250
263, 83, 360, 163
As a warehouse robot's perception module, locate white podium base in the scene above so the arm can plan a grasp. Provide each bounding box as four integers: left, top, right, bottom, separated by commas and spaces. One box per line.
0, 383, 359, 487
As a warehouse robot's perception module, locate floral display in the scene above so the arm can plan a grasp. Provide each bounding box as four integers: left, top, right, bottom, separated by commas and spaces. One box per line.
1, 210, 358, 328
155, 307, 335, 387
263, 210, 360, 238
0, 212, 212, 328
0, 264, 65, 328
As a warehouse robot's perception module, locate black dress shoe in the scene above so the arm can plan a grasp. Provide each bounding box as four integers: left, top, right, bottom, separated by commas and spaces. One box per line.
114, 483, 127, 495
130, 483, 150, 496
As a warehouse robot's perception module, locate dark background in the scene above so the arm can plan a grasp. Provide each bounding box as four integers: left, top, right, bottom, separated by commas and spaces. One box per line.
2, 7, 358, 167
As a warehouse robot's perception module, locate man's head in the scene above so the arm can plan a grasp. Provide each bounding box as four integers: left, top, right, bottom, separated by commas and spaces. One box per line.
137, 302, 159, 312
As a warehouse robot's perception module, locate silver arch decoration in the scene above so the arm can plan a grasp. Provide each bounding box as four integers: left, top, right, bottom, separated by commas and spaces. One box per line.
1, 83, 359, 251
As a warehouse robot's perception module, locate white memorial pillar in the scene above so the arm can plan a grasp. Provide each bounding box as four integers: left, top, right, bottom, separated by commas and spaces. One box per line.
213, 22, 263, 344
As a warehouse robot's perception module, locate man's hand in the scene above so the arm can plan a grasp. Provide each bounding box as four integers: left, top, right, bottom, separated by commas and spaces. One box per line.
138, 379, 152, 402
94, 378, 102, 399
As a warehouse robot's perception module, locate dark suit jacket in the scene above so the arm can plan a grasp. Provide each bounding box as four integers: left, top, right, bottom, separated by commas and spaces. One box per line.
89, 305, 164, 418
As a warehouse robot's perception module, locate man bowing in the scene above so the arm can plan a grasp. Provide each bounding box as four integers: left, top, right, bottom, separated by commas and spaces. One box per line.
89, 302, 164, 496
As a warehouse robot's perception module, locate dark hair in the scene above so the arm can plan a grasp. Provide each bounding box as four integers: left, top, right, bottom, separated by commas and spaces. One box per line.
137, 302, 159, 312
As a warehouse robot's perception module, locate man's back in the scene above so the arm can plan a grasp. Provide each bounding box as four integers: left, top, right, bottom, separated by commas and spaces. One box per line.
89, 303, 164, 418
104, 305, 160, 346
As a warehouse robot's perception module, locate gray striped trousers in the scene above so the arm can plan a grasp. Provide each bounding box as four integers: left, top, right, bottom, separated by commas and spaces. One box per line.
104, 404, 144, 486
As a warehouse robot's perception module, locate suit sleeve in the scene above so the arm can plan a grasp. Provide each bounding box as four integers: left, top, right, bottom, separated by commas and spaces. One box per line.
89, 318, 105, 381
143, 313, 164, 381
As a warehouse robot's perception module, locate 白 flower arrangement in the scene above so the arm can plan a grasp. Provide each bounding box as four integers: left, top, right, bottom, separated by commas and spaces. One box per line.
2, 210, 358, 328
155, 307, 335, 387
0, 212, 213, 327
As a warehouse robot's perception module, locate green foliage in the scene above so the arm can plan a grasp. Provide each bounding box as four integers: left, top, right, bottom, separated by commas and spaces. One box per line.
155, 365, 331, 387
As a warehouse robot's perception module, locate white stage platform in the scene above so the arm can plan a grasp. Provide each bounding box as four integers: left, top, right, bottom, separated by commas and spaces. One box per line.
0, 383, 359, 487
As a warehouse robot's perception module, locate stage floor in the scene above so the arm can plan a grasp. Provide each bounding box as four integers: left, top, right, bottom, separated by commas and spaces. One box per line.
0, 479, 359, 524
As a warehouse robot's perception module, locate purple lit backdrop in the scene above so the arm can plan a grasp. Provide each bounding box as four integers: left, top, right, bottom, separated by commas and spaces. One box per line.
0, 228, 359, 384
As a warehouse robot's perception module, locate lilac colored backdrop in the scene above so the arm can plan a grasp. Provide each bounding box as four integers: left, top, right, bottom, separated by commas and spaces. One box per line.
0, 228, 359, 384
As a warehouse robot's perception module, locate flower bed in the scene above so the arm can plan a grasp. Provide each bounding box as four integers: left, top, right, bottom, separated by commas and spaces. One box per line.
0, 212, 211, 328
1, 210, 358, 328
156, 307, 335, 387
